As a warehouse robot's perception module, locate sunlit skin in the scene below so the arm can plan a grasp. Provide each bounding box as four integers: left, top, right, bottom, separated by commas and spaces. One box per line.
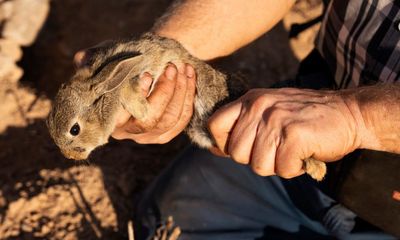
112, 64, 196, 144
207, 88, 365, 177
111, 0, 400, 178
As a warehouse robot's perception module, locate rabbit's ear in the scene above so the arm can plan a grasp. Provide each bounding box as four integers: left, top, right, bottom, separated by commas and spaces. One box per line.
74, 40, 115, 68
95, 55, 143, 94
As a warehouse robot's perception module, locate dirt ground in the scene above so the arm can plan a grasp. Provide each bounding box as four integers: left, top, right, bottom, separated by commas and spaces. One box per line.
0, 0, 322, 239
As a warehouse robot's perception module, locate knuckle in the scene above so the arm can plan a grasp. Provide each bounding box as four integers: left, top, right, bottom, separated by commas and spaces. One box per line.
251, 164, 269, 176
275, 164, 299, 179
270, 106, 287, 118
263, 107, 286, 123
282, 123, 302, 140
246, 95, 267, 111
229, 147, 248, 164
241, 89, 261, 104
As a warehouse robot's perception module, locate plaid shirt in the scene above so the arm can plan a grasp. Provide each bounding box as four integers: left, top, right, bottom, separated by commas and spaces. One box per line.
317, 0, 400, 89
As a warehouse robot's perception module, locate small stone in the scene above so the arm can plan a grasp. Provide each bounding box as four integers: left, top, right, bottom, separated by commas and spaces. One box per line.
21, 223, 33, 232
67, 224, 75, 231
29, 212, 41, 222
15, 182, 23, 189
47, 221, 54, 229
40, 225, 51, 235
0, 55, 23, 83
0, 39, 23, 61
20, 190, 28, 198
3, 0, 50, 46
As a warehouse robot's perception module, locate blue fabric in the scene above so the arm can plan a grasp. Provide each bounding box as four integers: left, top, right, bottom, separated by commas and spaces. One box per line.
135, 146, 396, 240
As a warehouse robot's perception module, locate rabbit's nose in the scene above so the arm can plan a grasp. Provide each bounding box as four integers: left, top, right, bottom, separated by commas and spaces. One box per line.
73, 147, 86, 153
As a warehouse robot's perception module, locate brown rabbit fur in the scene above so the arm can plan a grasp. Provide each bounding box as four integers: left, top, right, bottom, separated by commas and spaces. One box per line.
47, 33, 326, 181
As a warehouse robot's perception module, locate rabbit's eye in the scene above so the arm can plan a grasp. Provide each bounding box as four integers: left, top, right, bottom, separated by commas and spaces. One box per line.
70, 123, 80, 136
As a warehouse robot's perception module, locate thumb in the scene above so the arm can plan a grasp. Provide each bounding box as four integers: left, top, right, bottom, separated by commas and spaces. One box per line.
208, 100, 242, 154
139, 72, 153, 97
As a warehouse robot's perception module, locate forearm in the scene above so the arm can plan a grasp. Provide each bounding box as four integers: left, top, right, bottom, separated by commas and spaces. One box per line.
342, 84, 400, 154
153, 0, 295, 60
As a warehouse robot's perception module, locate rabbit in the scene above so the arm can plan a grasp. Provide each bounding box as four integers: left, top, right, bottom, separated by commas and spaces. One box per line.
47, 33, 327, 181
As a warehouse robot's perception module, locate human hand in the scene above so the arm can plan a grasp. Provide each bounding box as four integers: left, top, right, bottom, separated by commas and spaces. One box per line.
111, 63, 196, 144
208, 88, 365, 178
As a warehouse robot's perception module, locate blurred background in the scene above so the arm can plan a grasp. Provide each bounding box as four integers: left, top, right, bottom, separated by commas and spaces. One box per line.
0, 0, 322, 239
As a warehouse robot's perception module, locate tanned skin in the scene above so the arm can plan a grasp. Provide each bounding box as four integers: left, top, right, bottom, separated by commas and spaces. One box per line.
112, 0, 295, 143
112, 0, 400, 178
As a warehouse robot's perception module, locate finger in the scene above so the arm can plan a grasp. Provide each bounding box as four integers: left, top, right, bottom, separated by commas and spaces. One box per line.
274, 125, 305, 179
115, 65, 197, 144
209, 146, 229, 157
250, 121, 278, 176
152, 68, 196, 143
227, 106, 260, 164
152, 64, 189, 131
141, 64, 178, 128
138, 72, 153, 97
208, 100, 242, 155
122, 64, 178, 132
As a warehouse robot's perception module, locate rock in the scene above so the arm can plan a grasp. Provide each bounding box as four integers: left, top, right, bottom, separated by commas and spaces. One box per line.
21, 222, 33, 232
0, 55, 23, 83
2, 0, 50, 46
40, 224, 51, 235
0, 39, 23, 61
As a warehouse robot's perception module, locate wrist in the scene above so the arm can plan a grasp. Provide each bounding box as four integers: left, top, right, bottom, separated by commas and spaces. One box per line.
154, 29, 204, 59
338, 89, 380, 151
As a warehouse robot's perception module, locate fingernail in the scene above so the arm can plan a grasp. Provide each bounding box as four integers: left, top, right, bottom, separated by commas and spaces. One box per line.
185, 64, 194, 78
165, 64, 177, 80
